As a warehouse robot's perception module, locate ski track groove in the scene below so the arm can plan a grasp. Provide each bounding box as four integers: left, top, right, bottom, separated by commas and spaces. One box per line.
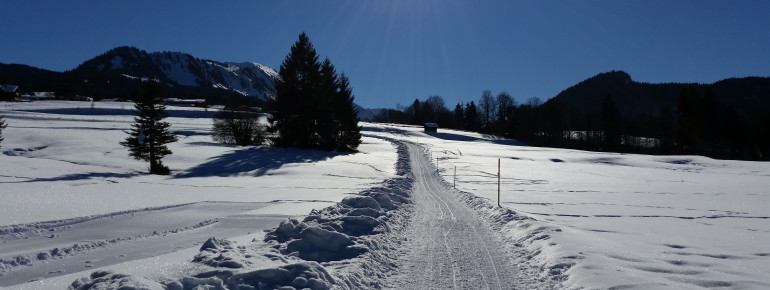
387, 143, 515, 289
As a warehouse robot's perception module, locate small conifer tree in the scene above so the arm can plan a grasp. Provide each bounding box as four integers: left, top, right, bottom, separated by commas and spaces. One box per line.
120, 80, 178, 175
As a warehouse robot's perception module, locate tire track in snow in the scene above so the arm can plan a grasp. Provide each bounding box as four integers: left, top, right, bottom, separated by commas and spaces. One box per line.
386, 143, 517, 289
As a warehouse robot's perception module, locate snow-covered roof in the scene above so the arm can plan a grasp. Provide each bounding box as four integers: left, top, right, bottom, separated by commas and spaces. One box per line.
1, 85, 19, 93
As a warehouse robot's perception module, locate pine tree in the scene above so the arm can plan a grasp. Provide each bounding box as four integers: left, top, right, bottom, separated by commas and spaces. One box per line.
600, 94, 622, 151
453, 103, 465, 130
496, 92, 515, 135
271, 32, 322, 149
120, 80, 178, 175
332, 73, 362, 152
464, 101, 479, 132
318, 58, 338, 151
0, 115, 7, 149
271, 32, 361, 152
676, 87, 702, 152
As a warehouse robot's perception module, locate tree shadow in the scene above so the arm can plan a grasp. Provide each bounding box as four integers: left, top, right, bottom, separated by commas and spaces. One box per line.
425, 131, 527, 146
176, 146, 348, 178
19, 108, 216, 118
0, 172, 136, 183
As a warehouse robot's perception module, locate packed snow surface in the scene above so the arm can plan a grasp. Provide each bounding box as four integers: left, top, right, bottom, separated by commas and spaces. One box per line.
1, 101, 769, 289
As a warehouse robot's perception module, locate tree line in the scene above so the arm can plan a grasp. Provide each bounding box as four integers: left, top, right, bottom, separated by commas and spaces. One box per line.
374, 88, 770, 161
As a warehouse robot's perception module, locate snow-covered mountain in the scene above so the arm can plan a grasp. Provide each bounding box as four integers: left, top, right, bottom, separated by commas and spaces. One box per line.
354, 104, 385, 121
73, 46, 278, 100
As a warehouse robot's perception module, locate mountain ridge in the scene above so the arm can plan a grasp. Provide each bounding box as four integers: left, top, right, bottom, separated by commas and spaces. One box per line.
1, 46, 279, 103
550, 70, 770, 118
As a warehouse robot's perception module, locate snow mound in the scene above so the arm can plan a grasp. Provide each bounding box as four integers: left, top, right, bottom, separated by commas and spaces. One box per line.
261, 138, 415, 288
68, 270, 165, 290
285, 227, 362, 262
171, 261, 335, 290
226, 261, 336, 290
69, 263, 334, 290
199, 236, 233, 252
264, 140, 412, 266
340, 196, 381, 210
193, 237, 245, 269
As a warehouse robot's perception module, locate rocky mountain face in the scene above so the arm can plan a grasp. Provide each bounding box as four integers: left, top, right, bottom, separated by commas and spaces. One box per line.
72, 47, 278, 100
1, 46, 279, 103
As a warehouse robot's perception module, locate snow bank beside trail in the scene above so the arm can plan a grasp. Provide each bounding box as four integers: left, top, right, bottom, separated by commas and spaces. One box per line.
69, 270, 166, 290
261, 140, 414, 289
66, 139, 414, 290
452, 186, 573, 285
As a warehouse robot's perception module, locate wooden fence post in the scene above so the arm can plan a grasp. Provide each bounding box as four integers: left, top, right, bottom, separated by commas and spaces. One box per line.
498, 158, 501, 207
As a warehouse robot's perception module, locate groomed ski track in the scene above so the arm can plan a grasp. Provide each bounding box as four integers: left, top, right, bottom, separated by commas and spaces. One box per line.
385, 142, 531, 289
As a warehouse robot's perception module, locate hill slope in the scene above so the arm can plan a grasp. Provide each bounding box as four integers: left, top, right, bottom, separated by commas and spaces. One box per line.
551, 70, 770, 117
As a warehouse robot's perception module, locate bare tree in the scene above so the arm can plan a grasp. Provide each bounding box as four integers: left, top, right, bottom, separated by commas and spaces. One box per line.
478, 90, 497, 131
526, 97, 542, 108
212, 105, 265, 146
496, 91, 515, 123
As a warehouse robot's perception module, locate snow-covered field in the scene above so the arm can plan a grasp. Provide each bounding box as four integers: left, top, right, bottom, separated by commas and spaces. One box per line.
367, 123, 770, 289
0, 101, 396, 226
1, 101, 769, 289
0, 101, 397, 289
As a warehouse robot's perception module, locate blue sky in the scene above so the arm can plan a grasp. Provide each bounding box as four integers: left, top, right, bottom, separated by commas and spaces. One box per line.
1, 1, 769, 109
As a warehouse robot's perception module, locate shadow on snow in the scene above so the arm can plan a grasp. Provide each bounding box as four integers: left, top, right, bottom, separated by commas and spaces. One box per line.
424, 131, 527, 146
361, 125, 526, 146
18, 107, 216, 119
176, 146, 349, 178
0, 172, 137, 183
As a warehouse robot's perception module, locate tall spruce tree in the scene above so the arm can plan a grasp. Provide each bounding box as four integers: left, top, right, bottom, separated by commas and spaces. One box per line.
271, 32, 321, 149
318, 58, 338, 150
120, 80, 178, 175
331, 73, 362, 152
271, 32, 361, 152
464, 101, 479, 132
600, 94, 622, 151
453, 103, 465, 130
676, 87, 703, 152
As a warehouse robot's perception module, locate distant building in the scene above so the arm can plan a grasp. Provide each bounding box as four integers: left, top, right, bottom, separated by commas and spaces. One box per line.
30, 92, 56, 101
74, 95, 93, 102
424, 122, 439, 132
163, 98, 206, 107
1, 85, 20, 101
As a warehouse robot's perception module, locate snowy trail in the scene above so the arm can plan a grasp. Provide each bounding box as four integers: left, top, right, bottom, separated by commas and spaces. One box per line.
386, 143, 523, 289
0, 202, 288, 287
